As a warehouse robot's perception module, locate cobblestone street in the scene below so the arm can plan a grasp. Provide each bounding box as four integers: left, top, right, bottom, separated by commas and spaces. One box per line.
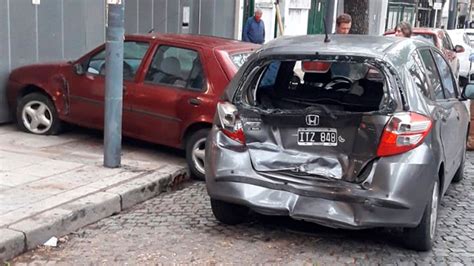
11, 153, 474, 264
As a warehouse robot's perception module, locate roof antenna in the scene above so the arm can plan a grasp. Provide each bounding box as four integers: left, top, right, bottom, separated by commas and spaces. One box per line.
148, 28, 154, 34
323, 18, 330, 43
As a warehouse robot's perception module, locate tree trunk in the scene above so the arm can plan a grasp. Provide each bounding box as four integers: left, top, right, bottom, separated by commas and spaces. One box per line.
344, 0, 369, 34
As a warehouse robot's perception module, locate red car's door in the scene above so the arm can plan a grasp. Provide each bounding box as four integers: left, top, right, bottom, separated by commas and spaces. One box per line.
127, 43, 209, 148
66, 41, 151, 131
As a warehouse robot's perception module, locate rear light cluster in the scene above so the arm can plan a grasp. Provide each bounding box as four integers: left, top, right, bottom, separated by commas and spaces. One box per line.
217, 101, 246, 144
377, 112, 432, 157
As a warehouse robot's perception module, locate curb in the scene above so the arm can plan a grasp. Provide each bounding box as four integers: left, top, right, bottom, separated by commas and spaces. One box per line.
0, 167, 188, 262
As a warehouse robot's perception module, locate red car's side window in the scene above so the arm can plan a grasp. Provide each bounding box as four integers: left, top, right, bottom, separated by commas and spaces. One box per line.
144, 45, 205, 91
86, 41, 150, 80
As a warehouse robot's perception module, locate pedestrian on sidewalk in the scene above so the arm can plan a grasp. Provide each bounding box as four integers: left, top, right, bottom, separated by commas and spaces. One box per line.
243, 8, 265, 44
395, 21, 412, 38
335, 13, 352, 34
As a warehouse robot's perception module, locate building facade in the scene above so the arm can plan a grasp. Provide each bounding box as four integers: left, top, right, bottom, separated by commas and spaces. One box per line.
1, 0, 467, 122
0, 0, 239, 122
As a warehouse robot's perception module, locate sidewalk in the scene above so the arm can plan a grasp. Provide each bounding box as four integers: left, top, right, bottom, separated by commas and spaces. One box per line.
0, 124, 188, 261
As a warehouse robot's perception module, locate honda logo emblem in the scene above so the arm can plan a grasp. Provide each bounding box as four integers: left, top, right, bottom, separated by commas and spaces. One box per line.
305, 114, 320, 126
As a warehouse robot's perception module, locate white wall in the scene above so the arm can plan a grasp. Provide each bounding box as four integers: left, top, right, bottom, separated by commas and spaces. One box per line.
368, 0, 388, 35
255, 0, 276, 43
283, 0, 311, 36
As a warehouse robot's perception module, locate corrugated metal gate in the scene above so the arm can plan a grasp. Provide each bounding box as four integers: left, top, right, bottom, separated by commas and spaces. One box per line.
123, 0, 237, 37
0, 0, 106, 123
0, 0, 237, 123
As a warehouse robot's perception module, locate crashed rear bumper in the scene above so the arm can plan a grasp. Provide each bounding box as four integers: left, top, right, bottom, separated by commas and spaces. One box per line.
206, 129, 437, 229
208, 178, 427, 229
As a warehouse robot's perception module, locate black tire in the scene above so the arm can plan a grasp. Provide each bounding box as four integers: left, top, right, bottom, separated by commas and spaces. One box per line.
16, 93, 61, 135
452, 140, 466, 183
210, 199, 249, 225
403, 179, 440, 251
185, 128, 210, 180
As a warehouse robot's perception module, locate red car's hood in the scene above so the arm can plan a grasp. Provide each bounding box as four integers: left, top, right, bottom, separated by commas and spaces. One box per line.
9, 61, 70, 83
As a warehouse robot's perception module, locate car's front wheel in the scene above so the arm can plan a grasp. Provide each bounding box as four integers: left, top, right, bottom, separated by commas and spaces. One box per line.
403, 179, 440, 251
185, 128, 210, 180
16, 93, 61, 135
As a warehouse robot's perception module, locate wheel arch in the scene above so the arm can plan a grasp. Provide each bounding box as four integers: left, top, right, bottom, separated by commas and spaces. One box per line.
17, 84, 53, 104
12, 85, 54, 118
182, 122, 213, 148
438, 162, 445, 196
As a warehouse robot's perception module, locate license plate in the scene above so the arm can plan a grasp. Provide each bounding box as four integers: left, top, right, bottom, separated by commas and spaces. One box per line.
297, 128, 338, 146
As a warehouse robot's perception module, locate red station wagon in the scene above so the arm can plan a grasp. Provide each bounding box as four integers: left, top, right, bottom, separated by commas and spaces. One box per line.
6, 34, 259, 179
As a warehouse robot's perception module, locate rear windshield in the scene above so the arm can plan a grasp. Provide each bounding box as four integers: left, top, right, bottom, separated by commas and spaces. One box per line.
229, 52, 252, 68
412, 33, 436, 46
245, 60, 387, 113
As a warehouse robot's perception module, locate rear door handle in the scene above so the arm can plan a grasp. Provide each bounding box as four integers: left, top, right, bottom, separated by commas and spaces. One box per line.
188, 98, 201, 106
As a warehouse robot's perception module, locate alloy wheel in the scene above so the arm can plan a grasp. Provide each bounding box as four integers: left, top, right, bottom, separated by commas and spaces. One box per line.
191, 137, 206, 175
21, 100, 53, 134
429, 180, 439, 240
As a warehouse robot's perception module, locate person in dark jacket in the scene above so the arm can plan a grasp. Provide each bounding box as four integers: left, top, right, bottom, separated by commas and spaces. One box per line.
243, 8, 265, 44
335, 13, 352, 34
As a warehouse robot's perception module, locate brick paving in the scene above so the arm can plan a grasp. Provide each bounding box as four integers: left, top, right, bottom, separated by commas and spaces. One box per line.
11, 153, 474, 265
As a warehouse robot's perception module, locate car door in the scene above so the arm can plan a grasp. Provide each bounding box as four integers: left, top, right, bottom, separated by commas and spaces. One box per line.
419, 48, 463, 179
66, 41, 151, 132
431, 49, 468, 179
127, 43, 208, 148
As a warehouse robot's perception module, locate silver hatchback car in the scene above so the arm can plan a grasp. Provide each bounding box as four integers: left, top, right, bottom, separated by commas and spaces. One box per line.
205, 35, 474, 251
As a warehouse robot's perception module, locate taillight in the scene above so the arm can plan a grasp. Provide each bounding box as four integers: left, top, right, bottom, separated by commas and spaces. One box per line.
216, 101, 246, 144
377, 112, 432, 157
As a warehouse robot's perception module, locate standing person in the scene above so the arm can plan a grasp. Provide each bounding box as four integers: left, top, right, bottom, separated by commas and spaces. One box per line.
335, 13, 352, 34
395, 21, 412, 38
332, 14, 352, 77
243, 8, 265, 44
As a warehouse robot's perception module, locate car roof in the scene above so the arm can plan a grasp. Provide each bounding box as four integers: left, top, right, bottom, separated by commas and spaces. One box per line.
385, 27, 443, 36
412, 27, 443, 34
258, 35, 430, 63
125, 33, 259, 51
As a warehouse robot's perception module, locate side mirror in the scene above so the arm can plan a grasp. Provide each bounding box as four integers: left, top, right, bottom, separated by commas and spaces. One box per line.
455, 45, 465, 53
462, 83, 474, 99
73, 63, 85, 75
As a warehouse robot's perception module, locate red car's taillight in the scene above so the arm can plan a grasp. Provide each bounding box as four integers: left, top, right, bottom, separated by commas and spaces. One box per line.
377, 112, 432, 157
216, 101, 246, 144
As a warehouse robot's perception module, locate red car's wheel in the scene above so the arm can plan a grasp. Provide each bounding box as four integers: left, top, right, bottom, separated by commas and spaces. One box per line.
16, 93, 61, 135
185, 128, 210, 180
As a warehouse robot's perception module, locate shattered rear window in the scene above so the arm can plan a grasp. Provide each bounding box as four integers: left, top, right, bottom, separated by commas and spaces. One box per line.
250, 59, 386, 113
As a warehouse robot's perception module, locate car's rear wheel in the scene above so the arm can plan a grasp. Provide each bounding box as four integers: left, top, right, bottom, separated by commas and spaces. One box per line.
185, 128, 210, 180
210, 199, 249, 225
403, 179, 439, 251
16, 93, 61, 135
